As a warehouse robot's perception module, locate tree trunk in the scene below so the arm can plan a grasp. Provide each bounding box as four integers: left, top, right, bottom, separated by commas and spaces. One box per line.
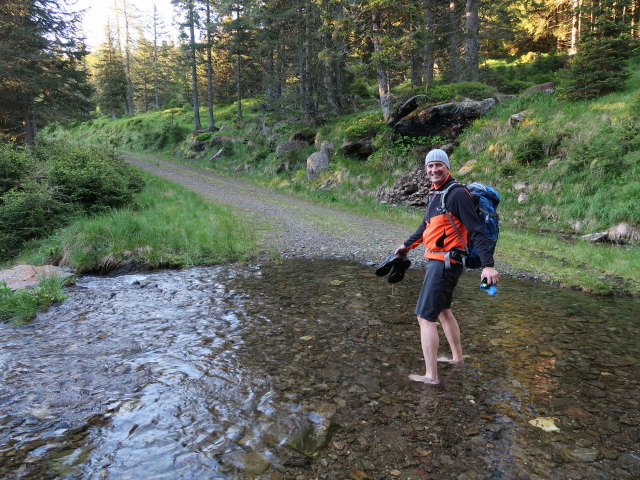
570, 0, 580, 54
122, 1, 135, 115
372, 12, 393, 120
448, 0, 461, 82
188, 0, 202, 131
22, 94, 35, 146
205, 0, 215, 131
423, 0, 434, 88
463, 0, 479, 81
152, 5, 160, 109
300, 0, 312, 121
236, 52, 242, 120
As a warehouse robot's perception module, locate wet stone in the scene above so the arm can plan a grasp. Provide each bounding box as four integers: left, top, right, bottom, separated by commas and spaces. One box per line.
619, 453, 640, 474
566, 448, 600, 462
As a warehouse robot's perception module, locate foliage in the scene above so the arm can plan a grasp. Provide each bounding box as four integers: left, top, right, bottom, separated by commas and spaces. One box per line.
0, 0, 93, 144
428, 82, 496, 102
44, 143, 144, 213
195, 131, 215, 142
342, 112, 385, 139
557, 10, 635, 101
0, 143, 34, 195
0, 141, 143, 260
18, 173, 261, 273
0, 276, 69, 324
512, 132, 546, 166
390, 135, 447, 157
0, 182, 77, 257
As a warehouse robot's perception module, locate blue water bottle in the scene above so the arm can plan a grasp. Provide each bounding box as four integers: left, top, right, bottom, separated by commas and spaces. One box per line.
480, 278, 497, 296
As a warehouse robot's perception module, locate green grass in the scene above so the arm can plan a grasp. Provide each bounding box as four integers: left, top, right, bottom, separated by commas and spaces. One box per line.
0, 276, 69, 324
17, 172, 265, 273
497, 228, 640, 295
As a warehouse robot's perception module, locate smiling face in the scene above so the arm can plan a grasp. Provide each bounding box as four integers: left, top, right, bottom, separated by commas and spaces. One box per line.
426, 161, 450, 187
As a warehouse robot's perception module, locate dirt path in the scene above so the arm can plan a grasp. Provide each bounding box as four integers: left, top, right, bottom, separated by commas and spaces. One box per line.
125, 153, 423, 268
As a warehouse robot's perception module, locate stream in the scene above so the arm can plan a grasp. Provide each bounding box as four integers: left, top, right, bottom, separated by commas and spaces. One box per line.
1, 259, 638, 479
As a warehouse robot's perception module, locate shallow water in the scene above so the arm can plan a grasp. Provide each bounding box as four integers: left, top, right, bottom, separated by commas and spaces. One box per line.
0, 259, 638, 479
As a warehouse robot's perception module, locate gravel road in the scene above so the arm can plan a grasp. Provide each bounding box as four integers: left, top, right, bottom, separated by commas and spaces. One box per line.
125, 153, 425, 268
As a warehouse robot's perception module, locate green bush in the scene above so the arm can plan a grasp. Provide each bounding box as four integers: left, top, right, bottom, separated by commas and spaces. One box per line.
0, 182, 77, 258
630, 90, 640, 119
156, 118, 189, 149
195, 131, 215, 142
349, 78, 371, 98
557, 35, 632, 100
344, 112, 385, 139
567, 118, 640, 172
0, 144, 33, 195
512, 133, 546, 166
500, 79, 535, 94
428, 82, 496, 102
44, 143, 144, 213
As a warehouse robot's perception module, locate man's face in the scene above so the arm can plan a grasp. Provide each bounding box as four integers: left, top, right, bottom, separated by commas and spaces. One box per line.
426, 161, 449, 187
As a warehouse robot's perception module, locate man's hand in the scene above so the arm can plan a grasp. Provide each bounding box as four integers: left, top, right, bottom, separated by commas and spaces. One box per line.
394, 245, 409, 255
481, 266, 499, 285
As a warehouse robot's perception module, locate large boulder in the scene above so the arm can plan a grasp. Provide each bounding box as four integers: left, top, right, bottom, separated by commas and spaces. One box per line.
339, 138, 374, 159
306, 142, 334, 180
275, 140, 309, 158
386, 94, 428, 126
393, 98, 496, 139
0, 265, 74, 291
522, 82, 555, 96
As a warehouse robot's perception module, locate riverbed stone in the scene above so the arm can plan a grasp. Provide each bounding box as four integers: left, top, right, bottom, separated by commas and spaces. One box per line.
566, 448, 600, 462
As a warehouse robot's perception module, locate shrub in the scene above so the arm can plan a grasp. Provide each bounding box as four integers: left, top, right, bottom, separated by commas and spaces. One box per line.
0, 182, 77, 259
44, 144, 144, 213
0, 144, 33, 196
343, 112, 385, 139
428, 82, 496, 103
195, 131, 215, 142
500, 79, 535, 94
349, 78, 371, 98
557, 32, 633, 100
512, 133, 546, 166
630, 90, 640, 119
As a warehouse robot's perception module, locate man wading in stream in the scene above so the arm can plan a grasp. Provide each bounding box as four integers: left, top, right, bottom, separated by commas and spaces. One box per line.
394, 149, 499, 385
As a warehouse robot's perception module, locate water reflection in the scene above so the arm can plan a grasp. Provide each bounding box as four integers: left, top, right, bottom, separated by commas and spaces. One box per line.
0, 259, 638, 479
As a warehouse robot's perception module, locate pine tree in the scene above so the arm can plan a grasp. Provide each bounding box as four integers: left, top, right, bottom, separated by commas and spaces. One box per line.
558, 0, 635, 100
94, 23, 128, 119
0, 0, 92, 144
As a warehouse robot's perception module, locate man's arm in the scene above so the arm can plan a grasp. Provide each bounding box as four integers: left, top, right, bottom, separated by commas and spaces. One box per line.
451, 188, 499, 285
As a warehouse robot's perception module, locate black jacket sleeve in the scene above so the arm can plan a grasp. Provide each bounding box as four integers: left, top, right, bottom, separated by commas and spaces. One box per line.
450, 187, 495, 267
404, 211, 427, 248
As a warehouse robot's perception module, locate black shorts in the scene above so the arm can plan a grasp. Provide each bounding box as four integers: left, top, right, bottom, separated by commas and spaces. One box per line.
415, 260, 464, 322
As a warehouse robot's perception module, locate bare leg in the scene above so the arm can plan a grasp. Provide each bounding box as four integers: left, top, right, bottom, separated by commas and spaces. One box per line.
408, 317, 440, 384
436, 309, 464, 364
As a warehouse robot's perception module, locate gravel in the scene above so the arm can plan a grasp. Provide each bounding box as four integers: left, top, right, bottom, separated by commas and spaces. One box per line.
126, 154, 427, 269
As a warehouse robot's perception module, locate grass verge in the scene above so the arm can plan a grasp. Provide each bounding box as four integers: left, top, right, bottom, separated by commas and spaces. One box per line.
496, 228, 640, 295
16, 172, 265, 273
0, 276, 69, 324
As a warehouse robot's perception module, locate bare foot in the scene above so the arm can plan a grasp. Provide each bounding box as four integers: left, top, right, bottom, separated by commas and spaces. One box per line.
408, 374, 440, 384
437, 357, 465, 365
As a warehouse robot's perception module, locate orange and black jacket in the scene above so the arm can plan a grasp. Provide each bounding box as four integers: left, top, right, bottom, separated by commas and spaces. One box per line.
403, 175, 495, 267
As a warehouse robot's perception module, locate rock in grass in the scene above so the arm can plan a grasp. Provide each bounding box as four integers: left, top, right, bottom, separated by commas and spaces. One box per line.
0, 265, 74, 291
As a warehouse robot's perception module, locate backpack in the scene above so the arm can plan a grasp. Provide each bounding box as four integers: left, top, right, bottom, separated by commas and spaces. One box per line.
431, 181, 500, 269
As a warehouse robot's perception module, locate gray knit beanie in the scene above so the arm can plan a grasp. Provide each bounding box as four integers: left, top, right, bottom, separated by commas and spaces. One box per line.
425, 149, 450, 169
